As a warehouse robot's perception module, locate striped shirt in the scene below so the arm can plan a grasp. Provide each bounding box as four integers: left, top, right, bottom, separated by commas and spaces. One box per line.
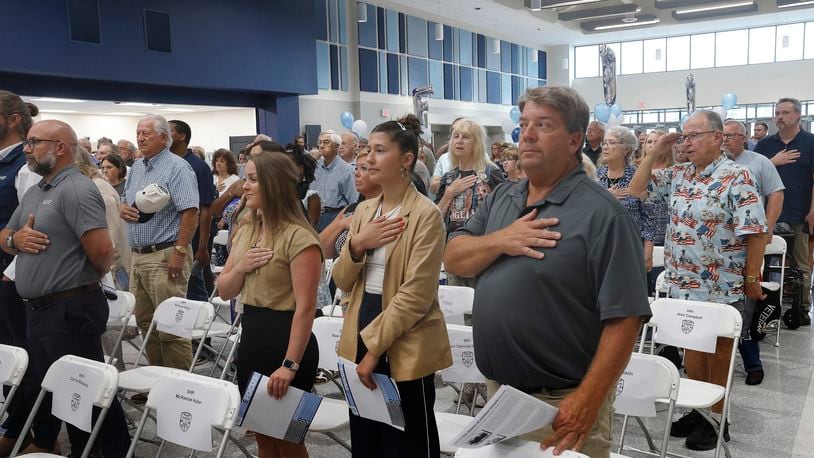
309, 156, 358, 209
124, 149, 199, 248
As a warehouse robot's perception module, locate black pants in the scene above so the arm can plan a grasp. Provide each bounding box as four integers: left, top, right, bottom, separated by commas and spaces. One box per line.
26, 288, 130, 456
349, 293, 441, 458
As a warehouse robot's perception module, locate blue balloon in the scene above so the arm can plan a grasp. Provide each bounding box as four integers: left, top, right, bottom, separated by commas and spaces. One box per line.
511, 127, 521, 143
610, 104, 622, 117
340, 112, 355, 129
680, 113, 691, 127
722, 93, 738, 110
594, 103, 611, 123
509, 106, 521, 124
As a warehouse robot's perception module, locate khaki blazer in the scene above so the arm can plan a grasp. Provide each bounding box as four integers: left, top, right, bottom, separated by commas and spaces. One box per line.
333, 184, 452, 381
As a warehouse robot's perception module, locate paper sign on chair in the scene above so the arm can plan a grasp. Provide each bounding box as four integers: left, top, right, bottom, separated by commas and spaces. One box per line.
614, 357, 658, 417
51, 365, 101, 433
155, 378, 218, 451
154, 299, 200, 339
654, 303, 720, 353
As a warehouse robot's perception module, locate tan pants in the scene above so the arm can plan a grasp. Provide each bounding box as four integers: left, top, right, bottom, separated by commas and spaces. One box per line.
789, 224, 812, 310
684, 336, 734, 414
486, 380, 614, 458
130, 247, 193, 369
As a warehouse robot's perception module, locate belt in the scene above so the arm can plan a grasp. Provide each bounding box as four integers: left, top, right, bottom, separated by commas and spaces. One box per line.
320, 206, 342, 214
23, 284, 100, 308
132, 241, 176, 254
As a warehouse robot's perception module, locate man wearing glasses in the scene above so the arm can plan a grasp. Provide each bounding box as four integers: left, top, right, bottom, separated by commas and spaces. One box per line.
630, 111, 768, 451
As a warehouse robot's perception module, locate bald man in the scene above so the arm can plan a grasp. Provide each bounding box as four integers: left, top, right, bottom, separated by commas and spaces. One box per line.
0, 120, 130, 456
583, 121, 605, 165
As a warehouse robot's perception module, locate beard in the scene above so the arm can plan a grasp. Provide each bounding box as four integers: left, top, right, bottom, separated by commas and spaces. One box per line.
27, 150, 56, 175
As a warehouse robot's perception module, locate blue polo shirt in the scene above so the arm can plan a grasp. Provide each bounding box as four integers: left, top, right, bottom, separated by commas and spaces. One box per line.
756, 129, 814, 226
184, 150, 217, 208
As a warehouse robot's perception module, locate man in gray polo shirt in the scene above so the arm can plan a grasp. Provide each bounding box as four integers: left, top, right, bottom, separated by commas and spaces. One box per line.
0, 120, 130, 456
445, 86, 650, 458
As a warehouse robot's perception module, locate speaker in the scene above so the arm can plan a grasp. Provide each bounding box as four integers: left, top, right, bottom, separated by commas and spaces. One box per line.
143, 10, 171, 53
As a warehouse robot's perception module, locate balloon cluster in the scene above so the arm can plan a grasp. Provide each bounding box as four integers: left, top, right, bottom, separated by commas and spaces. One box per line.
339, 112, 368, 136
679, 92, 737, 129
502, 106, 521, 143
594, 102, 623, 127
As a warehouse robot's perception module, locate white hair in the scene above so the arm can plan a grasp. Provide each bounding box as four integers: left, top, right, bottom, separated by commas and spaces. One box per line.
140, 114, 172, 149
320, 130, 342, 146
723, 120, 747, 136
605, 125, 638, 163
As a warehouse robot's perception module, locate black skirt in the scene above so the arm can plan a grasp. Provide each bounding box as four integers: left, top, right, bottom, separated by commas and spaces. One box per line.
236, 305, 319, 394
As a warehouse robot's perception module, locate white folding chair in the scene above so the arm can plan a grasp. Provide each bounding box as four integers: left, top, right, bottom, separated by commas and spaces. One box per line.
125, 370, 239, 458
439, 285, 475, 325
455, 438, 592, 457
644, 298, 742, 458
118, 298, 214, 399
762, 235, 787, 347
616, 354, 681, 458
653, 270, 667, 301
310, 316, 351, 451
0, 344, 28, 422
105, 291, 136, 366
11, 355, 118, 458
437, 324, 489, 456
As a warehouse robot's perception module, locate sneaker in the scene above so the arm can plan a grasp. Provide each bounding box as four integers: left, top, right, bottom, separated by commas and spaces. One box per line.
671, 409, 703, 438
746, 369, 764, 385
685, 417, 730, 451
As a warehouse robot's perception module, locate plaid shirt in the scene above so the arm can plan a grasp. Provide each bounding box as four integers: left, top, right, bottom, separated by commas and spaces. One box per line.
124, 149, 199, 248
309, 156, 358, 209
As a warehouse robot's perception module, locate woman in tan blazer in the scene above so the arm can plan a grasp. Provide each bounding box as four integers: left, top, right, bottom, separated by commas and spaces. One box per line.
333, 114, 452, 458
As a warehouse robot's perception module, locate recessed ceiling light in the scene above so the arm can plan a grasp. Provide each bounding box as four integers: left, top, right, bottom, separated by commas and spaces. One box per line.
33, 97, 86, 103
675, 1, 752, 14
40, 109, 78, 114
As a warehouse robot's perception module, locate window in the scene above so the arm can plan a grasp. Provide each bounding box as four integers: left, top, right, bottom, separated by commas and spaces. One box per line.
749, 27, 775, 64
575, 45, 599, 78
806, 23, 814, 59
715, 30, 747, 67
621, 41, 643, 74
691, 34, 715, 69
776, 23, 804, 62
643, 39, 666, 73
666, 36, 690, 71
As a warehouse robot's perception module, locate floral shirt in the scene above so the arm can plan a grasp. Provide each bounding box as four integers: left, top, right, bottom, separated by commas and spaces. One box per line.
647, 154, 767, 304
597, 165, 655, 242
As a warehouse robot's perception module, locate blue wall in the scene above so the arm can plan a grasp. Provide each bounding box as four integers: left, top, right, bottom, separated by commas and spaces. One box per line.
0, 0, 318, 141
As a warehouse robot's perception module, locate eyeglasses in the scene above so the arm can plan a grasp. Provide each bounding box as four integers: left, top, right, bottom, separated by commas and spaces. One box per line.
678, 131, 716, 143
502, 158, 517, 163
722, 133, 744, 140
22, 138, 61, 149
601, 140, 622, 147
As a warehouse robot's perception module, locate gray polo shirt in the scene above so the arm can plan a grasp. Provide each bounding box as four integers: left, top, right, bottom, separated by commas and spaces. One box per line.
8, 165, 107, 298
450, 165, 651, 389
733, 149, 785, 198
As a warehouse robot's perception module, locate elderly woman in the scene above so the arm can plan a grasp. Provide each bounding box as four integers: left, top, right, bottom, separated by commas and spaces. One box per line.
501, 146, 521, 182
597, 126, 656, 271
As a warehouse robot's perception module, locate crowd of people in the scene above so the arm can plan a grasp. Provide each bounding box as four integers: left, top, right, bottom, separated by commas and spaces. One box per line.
0, 84, 811, 457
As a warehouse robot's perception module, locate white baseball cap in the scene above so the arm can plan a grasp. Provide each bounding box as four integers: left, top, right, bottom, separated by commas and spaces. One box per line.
135, 183, 170, 215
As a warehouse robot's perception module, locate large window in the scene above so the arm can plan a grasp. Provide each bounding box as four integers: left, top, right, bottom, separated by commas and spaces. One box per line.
806, 22, 814, 59
691, 34, 715, 69
643, 39, 666, 73
749, 27, 775, 64
666, 36, 690, 71
575, 45, 599, 78
621, 41, 643, 74
715, 30, 747, 67
776, 23, 804, 62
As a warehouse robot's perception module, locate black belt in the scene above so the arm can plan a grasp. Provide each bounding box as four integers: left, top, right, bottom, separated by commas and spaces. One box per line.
132, 241, 176, 254
23, 284, 100, 308
320, 206, 343, 214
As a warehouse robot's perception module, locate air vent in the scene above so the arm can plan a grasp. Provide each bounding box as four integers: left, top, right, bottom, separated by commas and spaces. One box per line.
144, 10, 172, 53
67, 0, 101, 44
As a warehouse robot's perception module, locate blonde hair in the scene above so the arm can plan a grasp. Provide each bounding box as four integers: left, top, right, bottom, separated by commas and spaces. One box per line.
450, 119, 488, 174
75, 146, 103, 179
501, 146, 519, 161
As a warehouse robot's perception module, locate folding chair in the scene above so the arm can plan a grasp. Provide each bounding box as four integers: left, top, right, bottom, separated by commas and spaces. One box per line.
125, 370, 239, 458
455, 438, 592, 457
11, 355, 118, 458
118, 297, 214, 401
616, 353, 681, 458
438, 285, 475, 326
0, 344, 28, 421
762, 235, 787, 347
643, 298, 742, 458
105, 291, 136, 367
653, 246, 665, 268
309, 316, 351, 451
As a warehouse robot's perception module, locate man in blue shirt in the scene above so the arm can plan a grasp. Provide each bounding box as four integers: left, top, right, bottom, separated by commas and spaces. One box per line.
169, 120, 217, 302
310, 130, 358, 231
756, 97, 814, 325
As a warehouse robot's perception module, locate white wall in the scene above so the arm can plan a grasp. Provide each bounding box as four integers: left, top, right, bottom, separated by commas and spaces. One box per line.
38, 108, 257, 152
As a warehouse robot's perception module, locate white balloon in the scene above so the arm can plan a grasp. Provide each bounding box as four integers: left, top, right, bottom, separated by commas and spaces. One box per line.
351, 120, 368, 136
501, 119, 516, 135
605, 113, 621, 127
712, 107, 727, 120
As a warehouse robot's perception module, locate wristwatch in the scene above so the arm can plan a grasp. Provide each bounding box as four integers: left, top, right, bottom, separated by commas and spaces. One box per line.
174, 245, 189, 255
744, 275, 758, 284
6, 231, 15, 250
282, 358, 300, 371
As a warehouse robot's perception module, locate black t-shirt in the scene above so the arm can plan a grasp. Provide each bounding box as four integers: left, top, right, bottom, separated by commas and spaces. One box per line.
436, 164, 505, 234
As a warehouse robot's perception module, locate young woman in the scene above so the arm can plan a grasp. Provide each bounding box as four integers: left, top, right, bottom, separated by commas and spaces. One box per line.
212, 148, 240, 197
333, 115, 452, 457
216, 152, 322, 458
100, 153, 127, 197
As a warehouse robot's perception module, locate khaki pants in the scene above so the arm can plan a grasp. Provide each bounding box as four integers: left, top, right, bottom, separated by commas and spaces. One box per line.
486, 380, 614, 458
789, 224, 812, 310
130, 247, 193, 369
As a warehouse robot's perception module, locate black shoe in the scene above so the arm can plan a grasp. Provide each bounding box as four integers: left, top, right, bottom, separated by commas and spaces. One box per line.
801, 313, 811, 326
746, 369, 764, 385
671, 409, 703, 437
685, 417, 730, 451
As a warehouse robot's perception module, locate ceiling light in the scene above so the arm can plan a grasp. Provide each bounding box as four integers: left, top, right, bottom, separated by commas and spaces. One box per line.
40, 109, 78, 114
778, 0, 814, 8
33, 97, 86, 103
655, 0, 728, 8
160, 108, 196, 112
593, 18, 660, 30
530, 0, 543, 10
622, 13, 638, 22
540, 0, 603, 8
357, 2, 367, 23
558, 4, 641, 21
675, 1, 752, 14
119, 102, 159, 107
435, 23, 444, 41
